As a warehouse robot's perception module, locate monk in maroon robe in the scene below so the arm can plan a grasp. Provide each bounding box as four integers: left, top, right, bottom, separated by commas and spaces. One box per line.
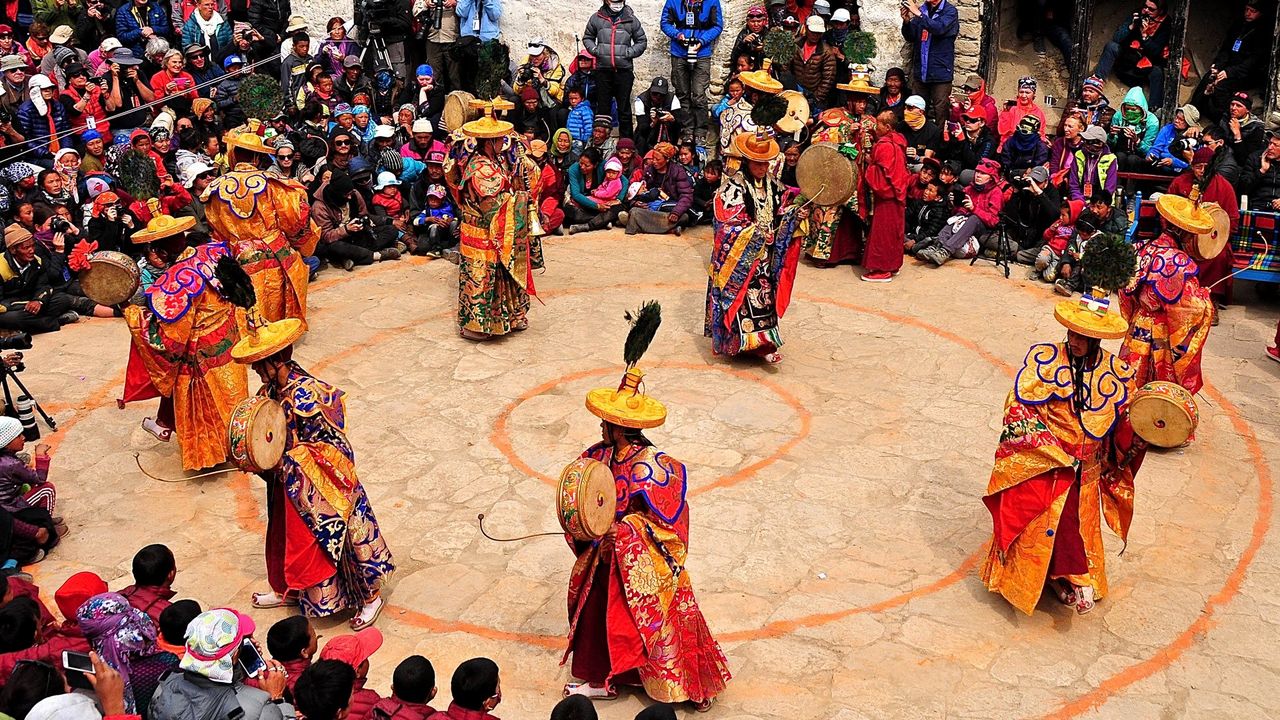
862, 111, 911, 282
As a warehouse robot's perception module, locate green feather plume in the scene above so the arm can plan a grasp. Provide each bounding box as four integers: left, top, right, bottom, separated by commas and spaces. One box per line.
763, 28, 797, 66
752, 94, 788, 128
1081, 233, 1138, 294
118, 149, 160, 200
236, 73, 284, 122
213, 255, 257, 310
623, 301, 661, 369
477, 40, 511, 101
843, 31, 877, 65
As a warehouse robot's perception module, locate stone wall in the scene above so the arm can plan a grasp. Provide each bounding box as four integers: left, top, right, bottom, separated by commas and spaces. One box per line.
296, 0, 987, 92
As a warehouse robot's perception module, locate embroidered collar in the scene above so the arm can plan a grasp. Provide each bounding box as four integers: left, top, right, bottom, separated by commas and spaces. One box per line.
1014, 342, 1135, 440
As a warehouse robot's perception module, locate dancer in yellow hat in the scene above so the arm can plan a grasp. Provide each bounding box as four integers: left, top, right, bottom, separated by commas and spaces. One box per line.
562, 302, 730, 711
981, 279, 1149, 616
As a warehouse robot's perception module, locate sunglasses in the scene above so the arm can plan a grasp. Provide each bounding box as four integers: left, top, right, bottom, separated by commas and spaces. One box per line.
0, 33, 12, 38
334, 139, 352, 147
962, 117, 982, 123
197, 171, 215, 180
276, 152, 294, 159
33, 36, 48, 41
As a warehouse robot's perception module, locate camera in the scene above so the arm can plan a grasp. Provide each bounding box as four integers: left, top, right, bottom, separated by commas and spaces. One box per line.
1008, 174, 1032, 190
1169, 137, 1200, 158
515, 63, 536, 85
49, 217, 71, 234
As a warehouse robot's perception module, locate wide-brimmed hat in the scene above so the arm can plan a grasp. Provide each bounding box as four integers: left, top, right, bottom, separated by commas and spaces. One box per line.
1054, 291, 1128, 340
48, 24, 73, 44
1155, 193, 1214, 234
586, 367, 667, 429
739, 58, 783, 94
836, 63, 877, 95
733, 129, 780, 162
225, 127, 273, 155
284, 15, 308, 34
231, 318, 305, 363
0, 55, 27, 72
132, 209, 196, 244
462, 98, 515, 139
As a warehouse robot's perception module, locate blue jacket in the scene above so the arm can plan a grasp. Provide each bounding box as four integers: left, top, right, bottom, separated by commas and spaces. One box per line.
1147, 123, 1189, 171
901, 1, 958, 84
660, 0, 723, 59
15, 100, 70, 161
116, 0, 174, 57
566, 101, 594, 145
456, 0, 502, 41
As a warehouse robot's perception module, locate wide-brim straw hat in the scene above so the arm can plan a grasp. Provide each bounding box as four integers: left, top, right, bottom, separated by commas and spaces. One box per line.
226, 129, 273, 156
836, 78, 877, 95
1155, 193, 1214, 235
461, 115, 514, 139
132, 213, 196, 244
585, 367, 667, 429
1053, 293, 1129, 340
733, 130, 780, 162
740, 58, 783, 94
231, 318, 305, 363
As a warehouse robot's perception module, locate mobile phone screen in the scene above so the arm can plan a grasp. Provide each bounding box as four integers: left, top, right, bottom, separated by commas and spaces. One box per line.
63, 651, 95, 674
237, 638, 266, 678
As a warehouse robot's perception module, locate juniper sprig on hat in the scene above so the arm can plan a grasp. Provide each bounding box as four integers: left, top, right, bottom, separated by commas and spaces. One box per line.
118, 149, 160, 200
236, 73, 284, 123
763, 27, 798, 65
751, 94, 788, 128
1080, 233, 1138, 294
842, 30, 876, 65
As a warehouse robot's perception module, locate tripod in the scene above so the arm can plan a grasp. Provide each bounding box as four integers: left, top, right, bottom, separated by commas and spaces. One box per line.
0, 364, 55, 436
969, 211, 1021, 278
362, 29, 395, 72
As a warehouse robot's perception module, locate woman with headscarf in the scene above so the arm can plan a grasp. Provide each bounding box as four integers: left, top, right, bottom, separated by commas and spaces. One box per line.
316, 17, 361, 77
624, 142, 694, 235
14, 74, 69, 164
997, 76, 1048, 149
76, 592, 177, 716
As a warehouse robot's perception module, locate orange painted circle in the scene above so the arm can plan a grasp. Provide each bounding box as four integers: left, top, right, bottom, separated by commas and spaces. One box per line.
489, 360, 812, 498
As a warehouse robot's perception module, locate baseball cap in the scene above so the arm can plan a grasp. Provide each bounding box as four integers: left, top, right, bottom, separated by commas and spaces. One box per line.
1027, 165, 1050, 185
223, 54, 245, 68
319, 627, 383, 668
343, 55, 362, 68
411, 118, 433, 134
373, 124, 395, 139
831, 8, 850, 22
48, 25, 73, 44
426, 183, 447, 199
648, 76, 669, 94
100, 37, 122, 52
0, 24, 11, 34
961, 73, 984, 91
426, 149, 446, 164
1081, 125, 1108, 143
805, 14, 826, 32
905, 95, 927, 110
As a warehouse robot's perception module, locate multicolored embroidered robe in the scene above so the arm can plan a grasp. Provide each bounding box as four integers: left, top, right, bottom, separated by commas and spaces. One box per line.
804, 108, 869, 262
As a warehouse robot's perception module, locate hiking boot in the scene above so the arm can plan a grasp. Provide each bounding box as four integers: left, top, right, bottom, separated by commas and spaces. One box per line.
57, 311, 79, 325
342, 259, 356, 271
617, 210, 629, 226
379, 248, 402, 261
566, 224, 589, 235
1053, 279, 1073, 296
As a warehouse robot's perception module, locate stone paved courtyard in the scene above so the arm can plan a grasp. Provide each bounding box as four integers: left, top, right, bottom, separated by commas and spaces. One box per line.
19, 226, 1280, 719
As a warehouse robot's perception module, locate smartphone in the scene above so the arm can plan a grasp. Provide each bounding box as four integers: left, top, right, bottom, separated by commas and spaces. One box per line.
237, 638, 266, 678
63, 650, 95, 690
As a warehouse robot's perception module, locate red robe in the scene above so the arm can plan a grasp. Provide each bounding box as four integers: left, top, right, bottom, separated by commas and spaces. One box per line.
1167, 172, 1238, 304
863, 131, 910, 274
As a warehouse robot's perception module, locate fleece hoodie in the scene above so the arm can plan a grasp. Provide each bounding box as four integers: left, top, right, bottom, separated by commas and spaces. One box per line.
1111, 86, 1159, 154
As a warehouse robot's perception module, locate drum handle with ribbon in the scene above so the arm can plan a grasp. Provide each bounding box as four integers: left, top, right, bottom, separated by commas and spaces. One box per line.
476, 513, 563, 542
133, 452, 232, 483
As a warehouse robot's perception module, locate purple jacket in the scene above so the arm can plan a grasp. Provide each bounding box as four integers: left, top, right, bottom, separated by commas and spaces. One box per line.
0, 451, 47, 512
635, 162, 694, 217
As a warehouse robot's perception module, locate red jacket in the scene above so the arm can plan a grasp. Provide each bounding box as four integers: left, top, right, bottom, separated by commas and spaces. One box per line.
866, 132, 910, 203
347, 679, 385, 720
0, 624, 91, 681
961, 180, 1006, 228
118, 584, 175, 629
8, 577, 57, 632
427, 703, 501, 720
371, 698, 437, 719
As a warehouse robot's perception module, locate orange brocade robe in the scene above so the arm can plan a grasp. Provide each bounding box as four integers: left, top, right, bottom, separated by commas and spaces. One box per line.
123, 243, 248, 470
202, 168, 320, 325
564, 442, 730, 704
980, 343, 1146, 615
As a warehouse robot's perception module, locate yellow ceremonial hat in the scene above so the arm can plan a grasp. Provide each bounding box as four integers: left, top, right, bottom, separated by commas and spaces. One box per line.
733, 129, 780, 162
1155, 193, 1214, 235
131, 199, 196, 244
1053, 290, 1129, 340
586, 367, 667, 429
231, 318, 305, 363
740, 58, 783, 94
462, 98, 515, 139
836, 63, 878, 95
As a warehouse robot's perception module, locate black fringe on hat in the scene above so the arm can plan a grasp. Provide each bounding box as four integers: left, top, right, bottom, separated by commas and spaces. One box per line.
623, 301, 661, 369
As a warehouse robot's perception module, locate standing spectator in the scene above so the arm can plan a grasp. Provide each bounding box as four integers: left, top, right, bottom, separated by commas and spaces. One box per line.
583, 0, 647, 139
33, 0, 80, 35
247, 0, 290, 41
633, 75, 681, 154
24, 23, 53, 63
863, 110, 910, 282
1067, 124, 1118, 203
181, 0, 230, 57
456, 0, 501, 93
564, 49, 597, 104
279, 30, 310, 106
880, 67, 908, 117
789, 14, 835, 109
114, 0, 172, 59
564, 85, 593, 151
660, 0, 721, 146
314, 17, 359, 77
1091, 0, 1170, 109
728, 4, 766, 69
900, 0, 958, 124
1220, 91, 1264, 168
58, 62, 107, 132
101, 46, 151, 129
996, 76, 1046, 148
15, 74, 68, 162
421, 0, 460, 94
1189, 0, 1267, 122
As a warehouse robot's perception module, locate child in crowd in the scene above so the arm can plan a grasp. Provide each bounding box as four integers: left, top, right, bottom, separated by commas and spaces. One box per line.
1086, 196, 1127, 235
319, 627, 385, 717
936, 160, 965, 209
1023, 199, 1083, 283
905, 180, 950, 255
371, 171, 406, 224
591, 158, 626, 209
118, 543, 176, 627
677, 142, 700, 178
712, 77, 746, 123
907, 157, 940, 202
0, 417, 56, 520
436, 657, 502, 720
370, 655, 438, 719
156, 599, 201, 657
565, 87, 594, 153
691, 159, 722, 224
267, 615, 317, 700
1055, 210, 1101, 296
412, 184, 459, 259
294, 659, 356, 720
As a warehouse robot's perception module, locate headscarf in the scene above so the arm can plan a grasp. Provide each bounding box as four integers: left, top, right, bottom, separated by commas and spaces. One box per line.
1017, 76, 1037, 95
91, 191, 121, 218
179, 608, 254, 684
903, 106, 926, 131
651, 142, 677, 161
54, 572, 108, 622
1005, 113, 1044, 156
76, 592, 159, 713
192, 98, 214, 118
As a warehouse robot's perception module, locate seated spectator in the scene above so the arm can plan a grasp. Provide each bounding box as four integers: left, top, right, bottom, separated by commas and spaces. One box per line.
690, 158, 721, 223
156, 598, 201, 657
411, 183, 458, 258
901, 94, 941, 167
183, 45, 224, 98
1220, 91, 1264, 168
918, 158, 1006, 266
77, 592, 179, 716
998, 114, 1049, 178
118, 542, 176, 628
433, 657, 502, 720
150, 49, 198, 102
1066, 76, 1111, 131
512, 85, 552, 141
1244, 128, 1280, 211
550, 695, 599, 720
182, 0, 232, 58
59, 63, 108, 135
1085, 196, 1127, 236
613, 138, 643, 181
1201, 124, 1242, 188
711, 76, 745, 128
214, 54, 247, 126
15, 74, 69, 164
1003, 164, 1061, 251
514, 37, 567, 107
1189, 0, 1269, 123
0, 572, 98, 679
937, 159, 964, 207
150, 608, 294, 720
265, 615, 316, 700
319, 628, 384, 718
0, 417, 57, 519
880, 67, 908, 118
335, 56, 372, 105
565, 86, 593, 153
369, 654, 437, 718
0, 632, 63, 715
564, 148, 624, 234
1109, 86, 1158, 169
942, 109, 996, 178
1021, 198, 1082, 284
1091, 0, 1170, 110
586, 114, 616, 158
904, 179, 948, 255
1056, 209, 1105, 296
0, 223, 84, 335
1147, 103, 1200, 174
591, 157, 626, 206
996, 76, 1046, 149
634, 77, 683, 156
295, 659, 355, 720
676, 141, 699, 177
86, 191, 138, 253
312, 172, 403, 270
1067, 125, 1118, 204
625, 141, 693, 235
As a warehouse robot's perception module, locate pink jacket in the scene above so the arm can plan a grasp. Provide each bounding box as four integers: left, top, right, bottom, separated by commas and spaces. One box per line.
961, 181, 1005, 228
